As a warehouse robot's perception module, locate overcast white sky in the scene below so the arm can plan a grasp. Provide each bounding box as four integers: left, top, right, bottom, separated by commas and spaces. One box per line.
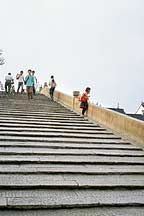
0, 0, 144, 112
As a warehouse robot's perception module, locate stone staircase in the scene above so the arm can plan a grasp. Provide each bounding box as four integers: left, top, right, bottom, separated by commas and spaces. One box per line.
0, 94, 144, 215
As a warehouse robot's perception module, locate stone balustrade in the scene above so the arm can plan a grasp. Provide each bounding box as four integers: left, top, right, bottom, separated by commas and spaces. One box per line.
41, 87, 144, 146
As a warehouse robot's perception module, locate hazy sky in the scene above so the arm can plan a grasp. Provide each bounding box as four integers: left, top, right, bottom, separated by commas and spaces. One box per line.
0, 0, 144, 112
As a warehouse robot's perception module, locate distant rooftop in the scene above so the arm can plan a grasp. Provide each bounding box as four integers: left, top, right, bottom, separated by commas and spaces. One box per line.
107, 107, 144, 121
127, 114, 144, 121
107, 108, 126, 114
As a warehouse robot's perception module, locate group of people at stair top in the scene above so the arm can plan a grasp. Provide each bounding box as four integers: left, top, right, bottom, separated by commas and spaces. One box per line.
4, 69, 89, 116
4, 69, 37, 99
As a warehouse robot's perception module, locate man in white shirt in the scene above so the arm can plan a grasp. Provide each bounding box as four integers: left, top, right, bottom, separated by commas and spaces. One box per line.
16, 71, 24, 93
5, 73, 13, 94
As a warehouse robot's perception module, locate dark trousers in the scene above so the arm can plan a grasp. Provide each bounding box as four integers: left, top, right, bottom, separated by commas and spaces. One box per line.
81, 101, 88, 115
49, 87, 55, 100
82, 107, 87, 115
33, 84, 36, 95
5, 81, 11, 94
17, 82, 24, 93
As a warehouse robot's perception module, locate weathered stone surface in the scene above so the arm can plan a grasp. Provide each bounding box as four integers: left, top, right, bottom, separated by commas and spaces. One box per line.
0, 141, 138, 150
0, 147, 143, 156
0, 189, 142, 208
0, 94, 143, 213
0, 155, 143, 164
0, 127, 111, 135
0, 136, 127, 144
0, 198, 7, 207
0, 131, 120, 140
0, 164, 144, 174
0, 174, 143, 189
0, 207, 144, 216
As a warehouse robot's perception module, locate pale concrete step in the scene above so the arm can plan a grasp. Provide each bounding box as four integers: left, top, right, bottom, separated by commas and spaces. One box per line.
0, 147, 143, 156
0, 122, 103, 130
0, 155, 143, 165
0, 174, 143, 189
0, 108, 74, 114
0, 142, 139, 150
0, 112, 83, 118
0, 131, 120, 139
0, 116, 91, 124
0, 136, 124, 143
0, 189, 143, 209
0, 119, 99, 127
0, 164, 144, 174
0, 207, 143, 216
0, 109, 74, 114
0, 110, 80, 116
0, 114, 86, 121
0, 127, 111, 135
0, 105, 74, 112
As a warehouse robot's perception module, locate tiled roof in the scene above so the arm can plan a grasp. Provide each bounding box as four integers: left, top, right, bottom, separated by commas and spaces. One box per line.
127, 114, 144, 121
107, 107, 144, 121
107, 108, 126, 114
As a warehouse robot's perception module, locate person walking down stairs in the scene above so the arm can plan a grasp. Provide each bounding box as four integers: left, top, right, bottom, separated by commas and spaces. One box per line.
80, 87, 91, 117
5, 73, 13, 94
25, 69, 34, 100
16, 71, 24, 94
32, 70, 37, 95
49, 75, 56, 101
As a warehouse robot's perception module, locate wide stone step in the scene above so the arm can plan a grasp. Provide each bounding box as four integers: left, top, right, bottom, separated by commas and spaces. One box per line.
0, 142, 139, 150
0, 114, 85, 121
0, 111, 83, 119
0, 174, 143, 189
0, 116, 90, 124
0, 106, 76, 112
0, 155, 143, 165
0, 164, 144, 174
0, 123, 106, 131
0, 189, 143, 209
0, 119, 99, 127
0, 127, 112, 135
0, 109, 75, 114
0, 131, 120, 140
0, 110, 80, 116
0, 136, 132, 144
0, 122, 102, 130
0, 106, 74, 113
0, 207, 143, 216
0, 147, 143, 156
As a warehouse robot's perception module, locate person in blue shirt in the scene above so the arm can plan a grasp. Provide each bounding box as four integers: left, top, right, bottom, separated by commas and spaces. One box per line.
25, 69, 34, 100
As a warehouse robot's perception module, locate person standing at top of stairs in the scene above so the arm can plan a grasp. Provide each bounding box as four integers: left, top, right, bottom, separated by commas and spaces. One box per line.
32, 70, 37, 95
25, 69, 34, 100
5, 73, 13, 94
49, 75, 56, 101
16, 71, 24, 94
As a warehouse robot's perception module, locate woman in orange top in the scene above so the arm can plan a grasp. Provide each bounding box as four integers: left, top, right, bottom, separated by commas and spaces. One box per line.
80, 87, 91, 116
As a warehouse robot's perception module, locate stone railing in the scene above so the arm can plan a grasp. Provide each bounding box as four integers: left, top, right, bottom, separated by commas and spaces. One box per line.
41, 87, 144, 146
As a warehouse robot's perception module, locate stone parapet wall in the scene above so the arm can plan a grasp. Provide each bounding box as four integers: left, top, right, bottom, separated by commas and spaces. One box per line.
41, 87, 144, 146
